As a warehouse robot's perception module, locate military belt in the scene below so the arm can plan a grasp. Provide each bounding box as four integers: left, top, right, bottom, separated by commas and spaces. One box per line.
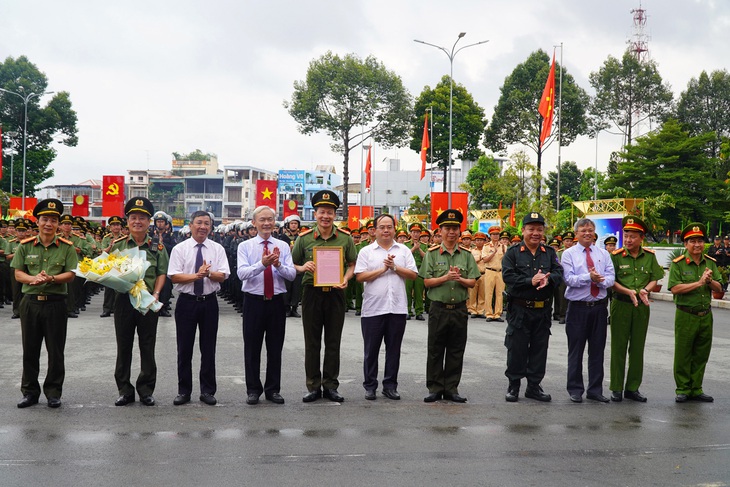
431, 301, 466, 310
677, 305, 711, 317
485, 267, 501, 272
26, 294, 66, 303
511, 298, 549, 309
569, 297, 608, 308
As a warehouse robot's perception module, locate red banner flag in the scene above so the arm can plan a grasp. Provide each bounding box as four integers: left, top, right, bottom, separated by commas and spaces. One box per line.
283, 199, 299, 218
72, 194, 89, 216
8, 197, 37, 218
347, 206, 374, 229
509, 201, 516, 227
0, 125, 3, 181
430, 192, 469, 231
102, 175, 125, 217
256, 180, 278, 210
365, 146, 372, 193
420, 114, 429, 180
538, 53, 556, 147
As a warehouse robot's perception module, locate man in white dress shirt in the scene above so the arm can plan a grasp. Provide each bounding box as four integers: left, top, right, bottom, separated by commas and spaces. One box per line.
168, 211, 230, 406
355, 214, 418, 400
237, 206, 296, 405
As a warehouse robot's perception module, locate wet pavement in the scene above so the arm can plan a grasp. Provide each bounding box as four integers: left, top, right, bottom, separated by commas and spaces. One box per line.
1, 292, 729, 486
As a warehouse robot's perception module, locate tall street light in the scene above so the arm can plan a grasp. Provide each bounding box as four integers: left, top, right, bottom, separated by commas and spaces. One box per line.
414, 33, 488, 207
0, 87, 54, 209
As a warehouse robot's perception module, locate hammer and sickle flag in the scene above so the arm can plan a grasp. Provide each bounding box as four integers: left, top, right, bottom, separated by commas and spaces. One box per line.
103, 175, 126, 218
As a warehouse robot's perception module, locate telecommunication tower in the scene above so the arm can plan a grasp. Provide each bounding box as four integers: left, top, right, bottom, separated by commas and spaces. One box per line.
629, 3, 650, 63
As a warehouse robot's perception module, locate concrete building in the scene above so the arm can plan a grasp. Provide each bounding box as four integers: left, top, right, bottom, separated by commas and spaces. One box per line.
171, 155, 219, 177
36, 179, 103, 222
223, 165, 277, 220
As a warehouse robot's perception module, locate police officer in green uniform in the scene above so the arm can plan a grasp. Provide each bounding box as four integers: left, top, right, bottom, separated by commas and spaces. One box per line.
501, 212, 563, 402
292, 190, 358, 403
354, 221, 374, 316
405, 222, 428, 320
420, 209, 480, 403
609, 216, 664, 402
12, 199, 78, 409
100, 215, 124, 317
0, 219, 11, 307
6, 219, 32, 318
554, 230, 574, 323
112, 197, 169, 407
668, 223, 722, 403
58, 214, 89, 318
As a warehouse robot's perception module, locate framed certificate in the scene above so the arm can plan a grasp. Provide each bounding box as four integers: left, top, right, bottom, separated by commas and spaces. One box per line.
313, 247, 343, 287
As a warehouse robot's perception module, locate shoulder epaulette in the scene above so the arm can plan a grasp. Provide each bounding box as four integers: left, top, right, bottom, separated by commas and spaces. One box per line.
459, 245, 471, 252
20, 236, 35, 244
72, 231, 84, 238
642, 247, 655, 254
337, 227, 351, 236
113, 236, 127, 243
299, 228, 313, 237
57, 237, 74, 246
673, 255, 685, 263
7, 237, 17, 243
428, 244, 441, 252
612, 248, 624, 255
705, 254, 717, 262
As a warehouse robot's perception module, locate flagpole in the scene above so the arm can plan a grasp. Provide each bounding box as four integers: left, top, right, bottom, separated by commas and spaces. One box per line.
359, 125, 364, 221
556, 42, 563, 211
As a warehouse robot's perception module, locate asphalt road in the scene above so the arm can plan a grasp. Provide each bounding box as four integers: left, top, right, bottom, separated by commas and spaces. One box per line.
1, 292, 729, 486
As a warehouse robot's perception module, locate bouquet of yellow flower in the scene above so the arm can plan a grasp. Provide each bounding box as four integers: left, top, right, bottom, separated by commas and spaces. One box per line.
75, 247, 163, 315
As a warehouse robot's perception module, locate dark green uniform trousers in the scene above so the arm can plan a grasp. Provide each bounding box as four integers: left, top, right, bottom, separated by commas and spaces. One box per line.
609, 299, 650, 392
674, 309, 713, 396
406, 277, 425, 315
426, 301, 468, 395
114, 295, 159, 397
20, 295, 68, 399
102, 286, 117, 314
301, 286, 346, 391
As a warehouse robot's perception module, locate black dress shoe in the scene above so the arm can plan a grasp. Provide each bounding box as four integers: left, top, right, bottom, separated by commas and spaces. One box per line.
200, 393, 217, 405
355, 311, 361, 316
569, 394, 583, 403
558, 319, 566, 324
365, 390, 376, 400
17, 395, 39, 408
302, 390, 321, 403
485, 317, 494, 322
80, 305, 86, 311
444, 393, 467, 403
100, 311, 111, 318
159, 309, 171, 317
494, 317, 505, 322
265, 392, 285, 404
586, 393, 610, 403
67, 312, 78, 318
691, 393, 714, 402
47, 397, 62, 408
382, 389, 400, 400
624, 390, 647, 402
246, 393, 260, 405
611, 391, 623, 402
423, 392, 442, 403
675, 394, 689, 403
115, 394, 135, 406
525, 385, 551, 402
140, 395, 155, 406
414, 314, 425, 321
323, 389, 344, 402
505, 387, 519, 403
289, 309, 301, 318
11, 313, 19, 319
407, 314, 412, 320
173, 394, 190, 405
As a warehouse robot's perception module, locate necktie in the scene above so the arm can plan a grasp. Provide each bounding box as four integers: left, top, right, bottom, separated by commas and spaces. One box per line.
263, 240, 274, 299
585, 247, 599, 298
194, 243, 204, 296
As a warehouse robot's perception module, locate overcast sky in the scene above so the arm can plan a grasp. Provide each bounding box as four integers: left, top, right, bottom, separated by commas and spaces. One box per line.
2, 0, 728, 188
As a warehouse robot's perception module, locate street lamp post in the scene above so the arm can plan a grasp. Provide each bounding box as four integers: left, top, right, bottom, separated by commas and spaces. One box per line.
0, 87, 54, 210
414, 33, 488, 208
3, 131, 18, 194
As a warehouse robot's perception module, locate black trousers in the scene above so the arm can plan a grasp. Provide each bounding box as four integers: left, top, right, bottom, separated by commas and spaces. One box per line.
242, 292, 286, 395
301, 286, 346, 391
504, 304, 552, 386
175, 293, 219, 396
565, 300, 609, 396
361, 313, 407, 391
102, 286, 117, 313
114, 295, 159, 397
426, 301, 468, 395
19, 296, 68, 399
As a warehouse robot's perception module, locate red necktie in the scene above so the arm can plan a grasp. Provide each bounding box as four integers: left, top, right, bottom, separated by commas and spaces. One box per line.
585, 247, 599, 298
263, 240, 274, 299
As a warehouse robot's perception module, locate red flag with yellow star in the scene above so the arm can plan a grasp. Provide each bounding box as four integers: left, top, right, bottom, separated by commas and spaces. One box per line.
430, 192, 468, 231
420, 114, 429, 180
347, 206, 374, 229
256, 180, 277, 210
538, 52, 556, 147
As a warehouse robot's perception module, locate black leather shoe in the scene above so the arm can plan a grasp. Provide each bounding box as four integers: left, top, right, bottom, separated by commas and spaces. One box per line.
173, 394, 190, 405
289, 309, 301, 318
80, 305, 86, 311
302, 390, 321, 403
159, 309, 171, 317
200, 393, 217, 405
365, 390, 376, 400
624, 390, 647, 402
265, 392, 285, 404
47, 397, 62, 408
140, 395, 155, 406
407, 314, 412, 320
444, 393, 467, 403
246, 393, 260, 405
423, 392, 442, 403
558, 319, 566, 324
382, 389, 400, 400
494, 317, 505, 322
67, 312, 78, 318
100, 311, 111, 318
691, 393, 714, 402
11, 313, 20, 319
17, 395, 38, 408
485, 317, 494, 322
505, 387, 519, 403
525, 385, 551, 402
415, 314, 425, 321
675, 394, 689, 403
586, 393, 610, 403
570, 394, 583, 403
611, 391, 623, 402
323, 389, 344, 402
355, 311, 361, 316
115, 394, 135, 406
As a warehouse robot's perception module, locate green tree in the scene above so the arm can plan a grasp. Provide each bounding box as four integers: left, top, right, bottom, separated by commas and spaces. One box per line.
172, 150, 216, 161
285, 51, 413, 218
463, 154, 505, 209
410, 76, 486, 190
545, 161, 582, 206
0, 55, 78, 195
606, 119, 721, 229
484, 50, 589, 197
407, 194, 430, 215
589, 51, 674, 146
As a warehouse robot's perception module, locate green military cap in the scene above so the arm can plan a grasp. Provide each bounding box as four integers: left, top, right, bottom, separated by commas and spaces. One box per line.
124, 197, 155, 217
622, 216, 648, 234
7, 219, 15, 228
562, 230, 575, 240
108, 215, 123, 225
604, 236, 618, 245
548, 237, 560, 248
59, 214, 74, 224
0, 220, 7, 228
523, 212, 545, 226
33, 198, 63, 218
365, 219, 375, 229
14, 218, 28, 230
408, 222, 424, 232
436, 209, 463, 227
499, 230, 511, 239
311, 190, 340, 209
681, 222, 706, 241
